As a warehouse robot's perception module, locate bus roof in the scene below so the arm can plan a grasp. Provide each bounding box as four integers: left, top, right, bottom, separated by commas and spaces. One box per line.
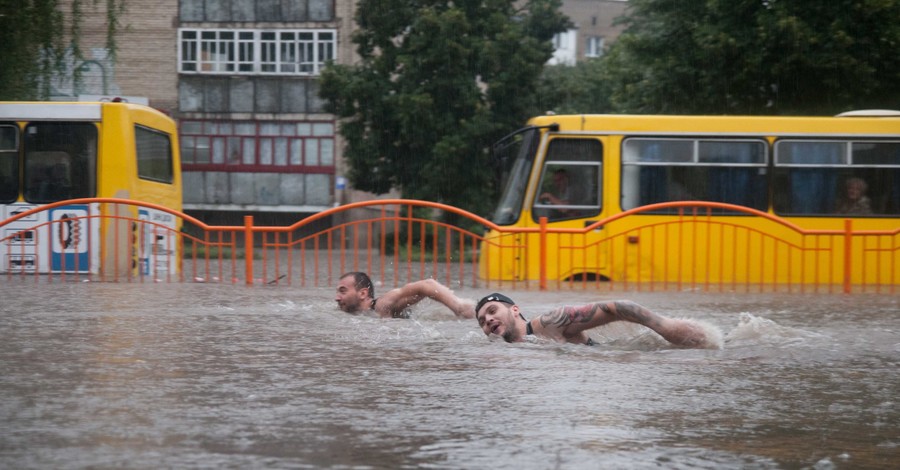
526, 113, 900, 137
0, 101, 166, 122
0, 102, 103, 121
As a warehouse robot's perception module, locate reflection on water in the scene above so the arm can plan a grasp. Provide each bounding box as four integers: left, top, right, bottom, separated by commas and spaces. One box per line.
1, 282, 897, 469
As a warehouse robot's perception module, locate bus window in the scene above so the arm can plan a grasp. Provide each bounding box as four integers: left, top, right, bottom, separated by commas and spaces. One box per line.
773, 141, 842, 214
492, 128, 540, 225
0, 124, 17, 203
23, 122, 97, 203
532, 138, 602, 223
853, 141, 900, 214
621, 138, 767, 212
773, 140, 900, 216
136, 125, 174, 183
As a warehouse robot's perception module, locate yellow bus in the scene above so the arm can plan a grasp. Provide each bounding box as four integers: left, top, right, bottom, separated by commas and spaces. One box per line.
0, 101, 182, 276
482, 112, 900, 285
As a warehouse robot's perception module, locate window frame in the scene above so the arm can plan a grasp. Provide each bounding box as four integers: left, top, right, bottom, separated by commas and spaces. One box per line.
772, 138, 900, 217
620, 137, 769, 213
135, 125, 175, 184
178, 28, 337, 76
179, 119, 336, 174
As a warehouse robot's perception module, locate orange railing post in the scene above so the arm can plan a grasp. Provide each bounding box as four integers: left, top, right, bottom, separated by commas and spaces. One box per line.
843, 219, 853, 294
244, 215, 254, 286
539, 216, 548, 290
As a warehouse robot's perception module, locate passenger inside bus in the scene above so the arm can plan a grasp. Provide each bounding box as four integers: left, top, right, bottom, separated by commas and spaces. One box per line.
836, 177, 873, 215
536, 167, 594, 221
539, 168, 574, 207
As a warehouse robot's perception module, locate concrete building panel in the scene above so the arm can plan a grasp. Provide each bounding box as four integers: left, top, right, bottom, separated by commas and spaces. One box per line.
182, 172, 206, 203
179, 80, 204, 112
280, 174, 306, 205
180, 0, 205, 21
230, 173, 256, 204
282, 80, 309, 114
282, 0, 308, 22
309, 0, 334, 21
229, 78, 255, 113
232, 0, 256, 21
205, 0, 232, 22
255, 79, 281, 113
207, 172, 231, 204
305, 174, 331, 206
253, 173, 282, 205
204, 79, 230, 112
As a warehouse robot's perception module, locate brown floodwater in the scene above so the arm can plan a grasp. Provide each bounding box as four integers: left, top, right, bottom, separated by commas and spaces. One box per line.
0, 281, 897, 469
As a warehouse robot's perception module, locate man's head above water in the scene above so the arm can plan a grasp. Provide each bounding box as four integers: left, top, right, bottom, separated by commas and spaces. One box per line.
335, 272, 374, 313
474, 292, 523, 342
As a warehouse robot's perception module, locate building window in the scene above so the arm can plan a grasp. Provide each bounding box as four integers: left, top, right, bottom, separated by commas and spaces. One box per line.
549, 29, 578, 66
179, 29, 336, 76
180, 120, 335, 173
585, 36, 604, 58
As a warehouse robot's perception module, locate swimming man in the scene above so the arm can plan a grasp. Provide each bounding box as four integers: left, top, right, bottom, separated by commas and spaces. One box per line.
335, 272, 475, 319
474, 293, 719, 348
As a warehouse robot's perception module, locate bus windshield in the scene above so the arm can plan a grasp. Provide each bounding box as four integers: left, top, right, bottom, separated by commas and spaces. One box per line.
491, 127, 541, 225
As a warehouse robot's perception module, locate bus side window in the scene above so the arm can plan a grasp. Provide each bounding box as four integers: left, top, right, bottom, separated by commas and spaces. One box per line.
701, 141, 767, 210
851, 141, 900, 215
0, 124, 17, 203
532, 138, 602, 223
775, 141, 844, 215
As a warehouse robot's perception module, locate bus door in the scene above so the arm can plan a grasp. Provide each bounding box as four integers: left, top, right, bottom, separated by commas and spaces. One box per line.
529, 137, 604, 281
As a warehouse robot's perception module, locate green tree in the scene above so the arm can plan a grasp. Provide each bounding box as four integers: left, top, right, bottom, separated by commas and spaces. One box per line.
597, 0, 900, 115
0, 0, 126, 100
536, 60, 613, 114
320, 0, 569, 214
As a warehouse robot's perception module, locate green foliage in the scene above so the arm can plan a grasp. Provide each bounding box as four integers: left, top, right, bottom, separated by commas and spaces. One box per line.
320, 0, 570, 215
536, 60, 613, 114
0, 0, 126, 100
0, 0, 64, 99
598, 0, 900, 115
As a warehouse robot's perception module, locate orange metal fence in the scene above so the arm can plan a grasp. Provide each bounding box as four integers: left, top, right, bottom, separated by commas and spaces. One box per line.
1, 198, 897, 293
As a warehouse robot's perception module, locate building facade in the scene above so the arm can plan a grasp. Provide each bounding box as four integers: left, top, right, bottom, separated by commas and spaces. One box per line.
53, 0, 356, 223
550, 0, 628, 66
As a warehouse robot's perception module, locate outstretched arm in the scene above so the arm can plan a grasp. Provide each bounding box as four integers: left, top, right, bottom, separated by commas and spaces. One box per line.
374, 279, 475, 319
538, 300, 708, 347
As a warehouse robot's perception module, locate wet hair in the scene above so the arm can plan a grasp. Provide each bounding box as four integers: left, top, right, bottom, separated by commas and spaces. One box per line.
341, 272, 374, 299
474, 292, 515, 317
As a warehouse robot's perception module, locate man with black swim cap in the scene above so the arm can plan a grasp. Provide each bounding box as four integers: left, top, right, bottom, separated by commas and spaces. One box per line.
474, 293, 717, 348
335, 272, 475, 319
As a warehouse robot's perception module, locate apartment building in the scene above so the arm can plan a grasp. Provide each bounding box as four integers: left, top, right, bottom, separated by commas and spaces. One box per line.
550, 0, 628, 66
52, 0, 354, 224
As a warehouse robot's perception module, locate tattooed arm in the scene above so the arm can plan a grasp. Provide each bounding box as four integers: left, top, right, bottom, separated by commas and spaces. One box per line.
536, 300, 705, 346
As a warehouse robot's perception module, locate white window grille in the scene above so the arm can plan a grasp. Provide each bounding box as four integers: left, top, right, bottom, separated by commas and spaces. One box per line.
179, 28, 337, 76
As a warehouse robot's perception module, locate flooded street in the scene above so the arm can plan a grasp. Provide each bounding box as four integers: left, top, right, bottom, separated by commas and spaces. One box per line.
1, 281, 897, 469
